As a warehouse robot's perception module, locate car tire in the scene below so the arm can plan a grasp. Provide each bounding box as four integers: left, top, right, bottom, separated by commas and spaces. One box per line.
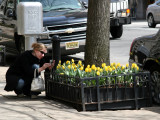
148, 15, 156, 28
150, 65, 160, 104
110, 25, 123, 38
17, 36, 25, 54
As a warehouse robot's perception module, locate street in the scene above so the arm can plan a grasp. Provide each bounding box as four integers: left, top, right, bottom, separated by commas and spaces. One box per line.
1, 20, 160, 66
69, 20, 160, 65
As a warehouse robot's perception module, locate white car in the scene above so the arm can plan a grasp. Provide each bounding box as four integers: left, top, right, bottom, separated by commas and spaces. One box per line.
146, 0, 160, 28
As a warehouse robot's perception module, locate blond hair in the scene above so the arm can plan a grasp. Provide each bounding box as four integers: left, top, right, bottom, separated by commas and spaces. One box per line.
31, 43, 47, 51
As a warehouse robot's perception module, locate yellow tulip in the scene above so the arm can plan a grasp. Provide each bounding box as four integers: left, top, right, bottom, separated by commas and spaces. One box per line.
74, 65, 77, 69
126, 63, 129, 68
91, 64, 96, 70
79, 66, 84, 71
59, 60, 61, 64
97, 67, 100, 71
78, 60, 82, 65
95, 67, 97, 71
116, 63, 121, 67
57, 66, 60, 69
132, 63, 137, 68
102, 63, 106, 68
71, 65, 74, 69
68, 65, 71, 69
108, 66, 111, 68
87, 65, 90, 68
109, 68, 112, 72
137, 66, 139, 71
85, 68, 89, 72
111, 63, 114, 67
89, 68, 92, 72
121, 65, 125, 70
62, 65, 65, 69
97, 71, 100, 76
100, 68, 103, 72
105, 66, 109, 72
71, 59, 74, 63
66, 60, 70, 64
132, 63, 135, 68
72, 63, 75, 66
112, 67, 116, 71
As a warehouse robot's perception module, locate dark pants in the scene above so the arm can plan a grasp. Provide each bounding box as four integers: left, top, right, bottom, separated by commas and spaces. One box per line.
14, 64, 40, 96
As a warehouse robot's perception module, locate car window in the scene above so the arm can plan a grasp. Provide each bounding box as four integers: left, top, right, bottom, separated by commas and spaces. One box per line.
19, 0, 83, 11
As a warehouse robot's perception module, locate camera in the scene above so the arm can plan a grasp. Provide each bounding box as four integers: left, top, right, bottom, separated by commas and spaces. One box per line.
50, 60, 53, 65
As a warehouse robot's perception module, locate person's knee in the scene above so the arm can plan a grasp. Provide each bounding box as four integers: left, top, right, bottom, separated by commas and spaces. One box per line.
16, 79, 25, 89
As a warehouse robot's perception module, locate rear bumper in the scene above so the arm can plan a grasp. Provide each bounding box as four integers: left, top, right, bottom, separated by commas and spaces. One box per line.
110, 17, 131, 26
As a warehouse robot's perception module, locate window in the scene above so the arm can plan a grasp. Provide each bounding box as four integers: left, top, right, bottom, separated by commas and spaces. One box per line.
19, 0, 83, 11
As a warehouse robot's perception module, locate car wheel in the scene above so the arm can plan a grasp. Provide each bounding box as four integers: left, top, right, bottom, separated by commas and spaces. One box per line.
148, 15, 156, 28
150, 65, 160, 104
17, 36, 25, 54
110, 25, 123, 38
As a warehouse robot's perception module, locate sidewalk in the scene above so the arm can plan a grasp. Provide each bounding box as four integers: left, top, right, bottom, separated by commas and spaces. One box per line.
0, 66, 160, 120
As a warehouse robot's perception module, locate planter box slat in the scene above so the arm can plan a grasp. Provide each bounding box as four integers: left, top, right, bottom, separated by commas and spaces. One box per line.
45, 71, 152, 111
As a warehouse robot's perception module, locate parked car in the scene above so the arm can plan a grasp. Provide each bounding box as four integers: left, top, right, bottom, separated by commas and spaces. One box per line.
129, 29, 160, 104
0, 0, 87, 55
146, 0, 160, 28
80, 0, 131, 38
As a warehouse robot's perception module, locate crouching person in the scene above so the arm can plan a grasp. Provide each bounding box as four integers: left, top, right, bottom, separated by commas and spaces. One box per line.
4, 43, 55, 99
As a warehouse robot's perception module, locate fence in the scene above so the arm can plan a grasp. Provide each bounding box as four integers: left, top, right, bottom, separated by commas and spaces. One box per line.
45, 71, 152, 111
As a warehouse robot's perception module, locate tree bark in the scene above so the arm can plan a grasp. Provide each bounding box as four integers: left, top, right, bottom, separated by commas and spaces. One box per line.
84, 0, 110, 67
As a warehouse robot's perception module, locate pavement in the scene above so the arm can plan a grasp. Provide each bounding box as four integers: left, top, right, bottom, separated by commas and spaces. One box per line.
0, 65, 160, 119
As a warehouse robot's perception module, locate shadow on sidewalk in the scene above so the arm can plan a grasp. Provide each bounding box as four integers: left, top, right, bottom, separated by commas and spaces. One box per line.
143, 105, 160, 115
1, 93, 73, 110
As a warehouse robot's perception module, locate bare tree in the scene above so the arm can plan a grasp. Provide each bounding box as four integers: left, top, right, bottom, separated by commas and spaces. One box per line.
84, 0, 110, 67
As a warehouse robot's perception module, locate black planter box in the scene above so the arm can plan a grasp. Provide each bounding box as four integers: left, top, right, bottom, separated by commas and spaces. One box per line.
44, 71, 152, 111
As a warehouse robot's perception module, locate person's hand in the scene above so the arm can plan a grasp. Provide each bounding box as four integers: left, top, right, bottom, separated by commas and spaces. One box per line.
42, 63, 51, 70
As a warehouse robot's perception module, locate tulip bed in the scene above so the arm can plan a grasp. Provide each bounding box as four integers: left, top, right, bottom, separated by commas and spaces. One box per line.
45, 60, 152, 111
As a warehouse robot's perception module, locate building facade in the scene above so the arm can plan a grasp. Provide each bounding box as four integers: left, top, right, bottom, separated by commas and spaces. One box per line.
129, 0, 156, 20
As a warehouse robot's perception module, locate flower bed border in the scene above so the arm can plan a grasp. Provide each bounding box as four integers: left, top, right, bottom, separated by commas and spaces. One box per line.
44, 71, 152, 111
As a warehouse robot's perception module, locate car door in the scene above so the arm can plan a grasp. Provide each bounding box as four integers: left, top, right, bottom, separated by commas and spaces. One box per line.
0, 0, 16, 41
154, 1, 160, 22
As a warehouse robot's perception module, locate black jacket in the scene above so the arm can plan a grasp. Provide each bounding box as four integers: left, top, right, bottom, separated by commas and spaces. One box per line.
4, 50, 45, 93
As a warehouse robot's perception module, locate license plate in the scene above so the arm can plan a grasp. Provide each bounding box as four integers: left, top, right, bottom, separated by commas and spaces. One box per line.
65, 41, 79, 50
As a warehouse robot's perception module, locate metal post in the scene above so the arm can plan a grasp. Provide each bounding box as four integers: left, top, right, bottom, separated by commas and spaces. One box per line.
0, 45, 5, 66
25, 36, 37, 50
96, 78, 101, 111
133, 74, 138, 109
51, 35, 61, 70
81, 79, 85, 111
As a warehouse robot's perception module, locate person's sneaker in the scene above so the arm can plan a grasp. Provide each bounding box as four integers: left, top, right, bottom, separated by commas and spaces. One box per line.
31, 95, 38, 99
17, 93, 24, 98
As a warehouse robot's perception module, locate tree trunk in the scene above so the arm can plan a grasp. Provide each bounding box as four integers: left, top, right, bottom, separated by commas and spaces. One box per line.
84, 0, 110, 67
